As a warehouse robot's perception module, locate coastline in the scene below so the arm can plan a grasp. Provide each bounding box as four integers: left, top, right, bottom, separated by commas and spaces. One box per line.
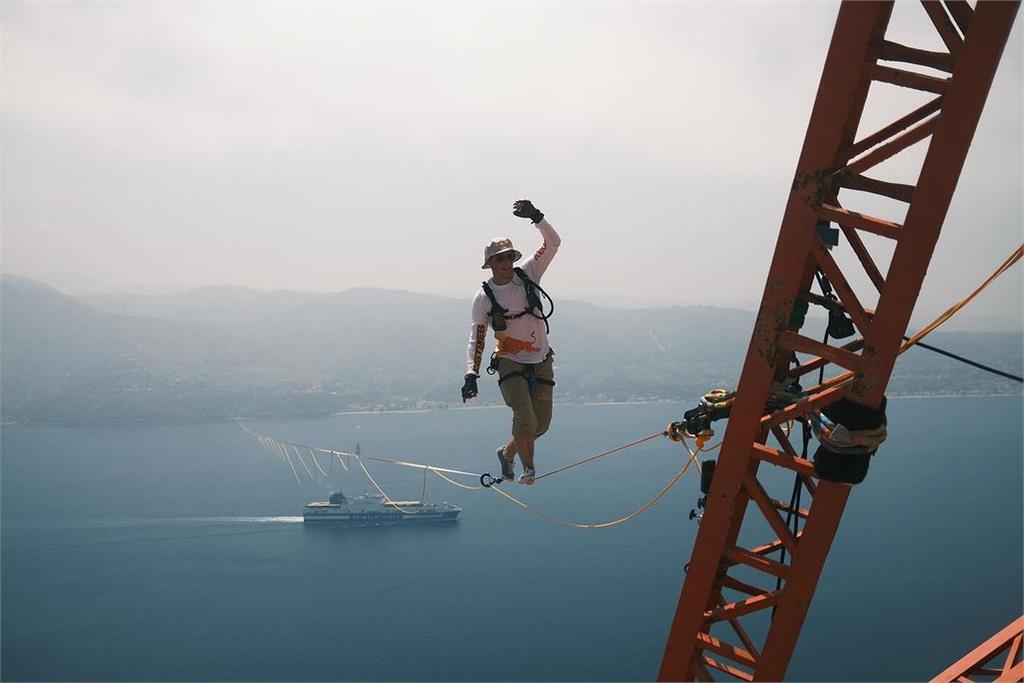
2, 393, 1021, 427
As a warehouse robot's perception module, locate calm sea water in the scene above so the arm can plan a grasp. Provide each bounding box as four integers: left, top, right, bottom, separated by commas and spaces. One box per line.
2, 397, 1021, 682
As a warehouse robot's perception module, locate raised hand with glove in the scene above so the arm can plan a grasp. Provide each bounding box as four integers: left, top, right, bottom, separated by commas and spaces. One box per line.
512, 199, 544, 224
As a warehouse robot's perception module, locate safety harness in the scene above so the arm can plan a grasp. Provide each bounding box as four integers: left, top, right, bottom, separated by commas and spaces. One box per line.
481, 268, 556, 391
481, 267, 554, 334
490, 350, 557, 393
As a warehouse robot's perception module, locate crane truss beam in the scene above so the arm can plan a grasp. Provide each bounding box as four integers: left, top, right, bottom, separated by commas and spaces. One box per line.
931, 616, 1024, 683
657, 1, 1020, 680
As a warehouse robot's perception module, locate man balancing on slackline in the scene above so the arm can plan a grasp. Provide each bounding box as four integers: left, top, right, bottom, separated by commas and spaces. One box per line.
460, 200, 561, 485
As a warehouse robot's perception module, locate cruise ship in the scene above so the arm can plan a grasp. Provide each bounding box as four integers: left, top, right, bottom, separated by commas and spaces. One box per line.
303, 491, 461, 525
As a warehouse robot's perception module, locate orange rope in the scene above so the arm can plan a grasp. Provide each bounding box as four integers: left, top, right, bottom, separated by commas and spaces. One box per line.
243, 424, 692, 528
488, 443, 701, 529
900, 244, 1022, 355
812, 243, 1022, 392
534, 430, 667, 481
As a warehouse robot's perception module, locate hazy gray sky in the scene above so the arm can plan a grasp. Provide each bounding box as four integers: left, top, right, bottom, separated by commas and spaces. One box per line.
2, 2, 1021, 329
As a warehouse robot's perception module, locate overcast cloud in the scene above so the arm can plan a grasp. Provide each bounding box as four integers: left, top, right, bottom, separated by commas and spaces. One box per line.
2, 2, 1020, 329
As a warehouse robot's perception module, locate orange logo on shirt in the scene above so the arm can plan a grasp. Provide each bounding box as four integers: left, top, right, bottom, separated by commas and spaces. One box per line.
497, 332, 541, 355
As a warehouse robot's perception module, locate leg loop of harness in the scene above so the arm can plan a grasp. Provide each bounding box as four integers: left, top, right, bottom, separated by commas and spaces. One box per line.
497, 370, 555, 396
527, 375, 555, 396
497, 370, 528, 386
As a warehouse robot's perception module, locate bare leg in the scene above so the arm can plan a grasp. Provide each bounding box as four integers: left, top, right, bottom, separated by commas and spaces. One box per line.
514, 435, 535, 471
502, 439, 517, 462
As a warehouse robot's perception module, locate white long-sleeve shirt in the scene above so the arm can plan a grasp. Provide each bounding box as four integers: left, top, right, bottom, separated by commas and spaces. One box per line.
466, 219, 561, 374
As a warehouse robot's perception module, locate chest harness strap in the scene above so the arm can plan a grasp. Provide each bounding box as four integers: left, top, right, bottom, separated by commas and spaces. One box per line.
482, 268, 556, 379
481, 267, 555, 334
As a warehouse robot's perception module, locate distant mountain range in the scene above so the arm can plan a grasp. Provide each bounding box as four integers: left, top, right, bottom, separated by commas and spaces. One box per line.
2, 275, 1020, 422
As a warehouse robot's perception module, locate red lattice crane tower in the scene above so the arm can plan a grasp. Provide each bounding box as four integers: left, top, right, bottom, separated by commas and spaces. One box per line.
657, 2, 1020, 681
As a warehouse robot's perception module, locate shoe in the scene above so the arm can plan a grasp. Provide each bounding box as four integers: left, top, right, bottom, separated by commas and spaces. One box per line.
518, 468, 536, 485
496, 447, 515, 482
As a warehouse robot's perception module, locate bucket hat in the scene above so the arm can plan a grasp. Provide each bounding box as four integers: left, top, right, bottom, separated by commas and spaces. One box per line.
481, 237, 522, 269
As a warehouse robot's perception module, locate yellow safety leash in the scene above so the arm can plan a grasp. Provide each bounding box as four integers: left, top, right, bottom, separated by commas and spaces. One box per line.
486, 440, 702, 529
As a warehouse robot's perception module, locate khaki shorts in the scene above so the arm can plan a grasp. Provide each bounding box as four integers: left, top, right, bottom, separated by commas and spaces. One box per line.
497, 349, 555, 440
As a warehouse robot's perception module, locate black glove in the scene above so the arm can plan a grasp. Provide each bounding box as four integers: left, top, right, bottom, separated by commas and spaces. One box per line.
512, 199, 544, 224
461, 374, 478, 403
